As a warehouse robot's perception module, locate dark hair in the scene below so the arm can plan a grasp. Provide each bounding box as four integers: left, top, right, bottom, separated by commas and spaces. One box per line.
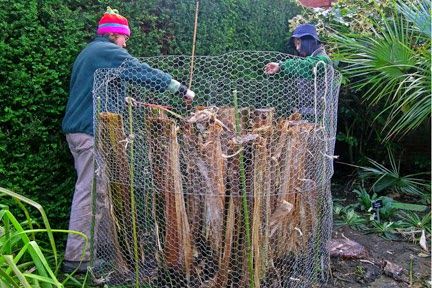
297, 36, 321, 57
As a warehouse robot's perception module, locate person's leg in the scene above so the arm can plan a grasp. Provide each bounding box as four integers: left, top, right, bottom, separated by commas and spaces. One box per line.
64, 133, 94, 265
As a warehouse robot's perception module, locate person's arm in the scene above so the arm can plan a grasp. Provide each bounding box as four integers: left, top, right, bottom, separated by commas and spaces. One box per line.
279, 55, 330, 76
109, 46, 194, 101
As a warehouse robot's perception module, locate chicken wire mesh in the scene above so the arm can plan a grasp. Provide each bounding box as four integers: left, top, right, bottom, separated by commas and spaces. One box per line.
91, 51, 341, 287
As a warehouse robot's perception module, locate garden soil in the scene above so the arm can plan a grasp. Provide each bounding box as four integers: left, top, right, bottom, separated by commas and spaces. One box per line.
324, 225, 431, 288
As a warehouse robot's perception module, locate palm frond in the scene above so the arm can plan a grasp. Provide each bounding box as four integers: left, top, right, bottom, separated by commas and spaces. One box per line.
333, 2, 431, 139
358, 149, 430, 196
397, 0, 431, 38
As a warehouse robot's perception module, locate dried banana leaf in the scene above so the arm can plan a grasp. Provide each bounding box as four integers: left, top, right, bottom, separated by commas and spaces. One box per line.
146, 117, 192, 275
98, 112, 134, 271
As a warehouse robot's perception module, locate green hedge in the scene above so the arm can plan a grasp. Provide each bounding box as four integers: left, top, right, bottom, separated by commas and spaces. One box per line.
0, 0, 301, 229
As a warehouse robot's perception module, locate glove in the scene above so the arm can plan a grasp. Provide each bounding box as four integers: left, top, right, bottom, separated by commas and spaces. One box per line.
184, 89, 195, 101
178, 84, 195, 103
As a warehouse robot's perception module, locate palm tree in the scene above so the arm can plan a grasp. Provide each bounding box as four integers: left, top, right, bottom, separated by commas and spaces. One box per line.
333, 0, 431, 140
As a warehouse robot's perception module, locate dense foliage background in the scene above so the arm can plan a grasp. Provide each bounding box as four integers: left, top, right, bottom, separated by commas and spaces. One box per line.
0, 0, 301, 228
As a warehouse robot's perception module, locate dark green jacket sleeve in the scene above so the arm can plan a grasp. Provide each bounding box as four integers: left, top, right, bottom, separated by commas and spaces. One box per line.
280, 55, 330, 78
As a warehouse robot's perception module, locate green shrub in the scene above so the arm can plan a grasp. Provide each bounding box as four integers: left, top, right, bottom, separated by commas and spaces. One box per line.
0, 1, 93, 228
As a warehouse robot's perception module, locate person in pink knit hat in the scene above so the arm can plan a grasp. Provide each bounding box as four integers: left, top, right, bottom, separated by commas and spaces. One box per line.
62, 7, 194, 274
97, 7, 131, 37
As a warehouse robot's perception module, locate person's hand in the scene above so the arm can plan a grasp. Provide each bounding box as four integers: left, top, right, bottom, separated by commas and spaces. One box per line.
177, 84, 195, 104
264, 62, 281, 75
184, 89, 195, 104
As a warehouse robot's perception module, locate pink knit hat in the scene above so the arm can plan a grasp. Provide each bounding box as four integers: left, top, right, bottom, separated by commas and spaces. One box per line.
97, 7, 130, 36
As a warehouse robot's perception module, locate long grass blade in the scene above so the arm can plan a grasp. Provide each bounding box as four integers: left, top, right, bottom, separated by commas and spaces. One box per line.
0, 267, 20, 288
22, 273, 59, 286
28, 241, 62, 287
0, 188, 58, 268
13, 200, 35, 241
3, 255, 32, 288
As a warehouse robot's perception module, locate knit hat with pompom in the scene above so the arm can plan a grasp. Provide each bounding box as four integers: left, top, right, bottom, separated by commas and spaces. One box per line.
97, 7, 130, 36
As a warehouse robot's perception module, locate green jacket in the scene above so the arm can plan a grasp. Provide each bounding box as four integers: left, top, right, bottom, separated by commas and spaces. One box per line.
280, 47, 330, 78
62, 36, 174, 136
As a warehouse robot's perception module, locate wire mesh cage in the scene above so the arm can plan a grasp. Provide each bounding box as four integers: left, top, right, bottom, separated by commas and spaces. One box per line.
91, 51, 341, 287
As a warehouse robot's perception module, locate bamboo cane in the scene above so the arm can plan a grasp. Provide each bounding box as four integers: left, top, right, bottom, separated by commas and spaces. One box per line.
126, 102, 140, 287
233, 91, 254, 288
232, 105, 254, 283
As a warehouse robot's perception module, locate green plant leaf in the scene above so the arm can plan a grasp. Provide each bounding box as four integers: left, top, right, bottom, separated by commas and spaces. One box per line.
3, 255, 32, 288
0, 210, 31, 254
332, 2, 431, 139
0, 188, 58, 269
392, 201, 428, 212
0, 267, 20, 288
28, 242, 62, 287
22, 273, 60, 286
358, 150, 429, 197
373, 175, 399, 193
397, 0, 431, 38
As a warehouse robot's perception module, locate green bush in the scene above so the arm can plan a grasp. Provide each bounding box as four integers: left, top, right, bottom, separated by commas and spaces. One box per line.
0, 0, 301, 234
0, 1, 93, 227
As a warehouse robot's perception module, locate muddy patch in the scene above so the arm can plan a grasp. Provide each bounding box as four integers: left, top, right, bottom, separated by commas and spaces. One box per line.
323, 226, 430, 288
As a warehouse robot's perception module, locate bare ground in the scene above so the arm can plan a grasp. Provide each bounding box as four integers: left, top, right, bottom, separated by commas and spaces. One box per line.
323, 225, 431, 288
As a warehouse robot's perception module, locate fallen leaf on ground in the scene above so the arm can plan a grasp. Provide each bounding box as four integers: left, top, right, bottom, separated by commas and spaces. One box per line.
383, 260, 404, 281
419, 230, 428, 252
328, 235, 368, 259
417, 252, 429, 258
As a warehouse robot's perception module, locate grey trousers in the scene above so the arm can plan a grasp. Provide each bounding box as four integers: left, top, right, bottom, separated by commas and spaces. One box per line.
64, 133, 95, 262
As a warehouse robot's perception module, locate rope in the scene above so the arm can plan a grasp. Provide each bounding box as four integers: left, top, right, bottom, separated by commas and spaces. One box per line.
313, 60, 328, 127
188, 0, 200, 90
